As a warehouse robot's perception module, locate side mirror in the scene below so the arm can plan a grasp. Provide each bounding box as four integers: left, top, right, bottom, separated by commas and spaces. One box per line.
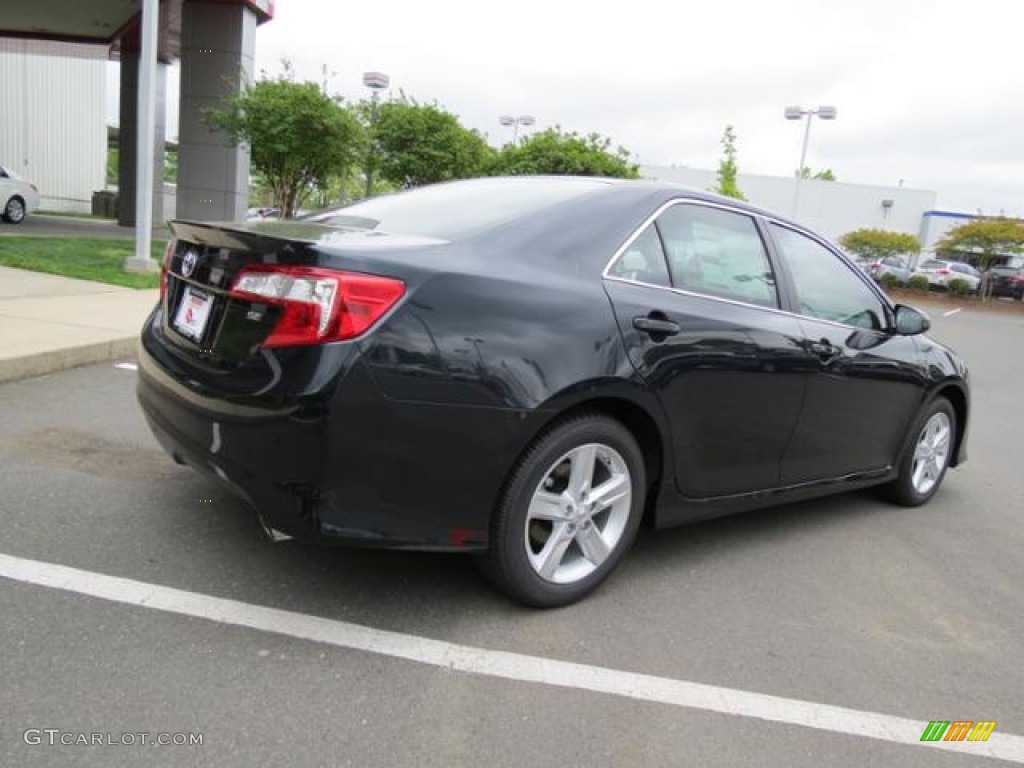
893, 304, 930, 336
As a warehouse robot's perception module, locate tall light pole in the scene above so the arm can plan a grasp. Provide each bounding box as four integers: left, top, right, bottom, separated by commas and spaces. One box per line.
499, 115, 535, 145
363, 71, 390, 197
784, 104, 836, 218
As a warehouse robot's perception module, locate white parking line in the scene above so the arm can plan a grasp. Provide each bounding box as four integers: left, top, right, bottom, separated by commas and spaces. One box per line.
943, 308, 962, 317
2, 552, 1021, 763
114, 362, 138, 371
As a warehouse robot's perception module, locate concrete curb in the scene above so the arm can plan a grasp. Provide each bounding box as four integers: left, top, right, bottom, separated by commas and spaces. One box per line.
0, 337, 138, 384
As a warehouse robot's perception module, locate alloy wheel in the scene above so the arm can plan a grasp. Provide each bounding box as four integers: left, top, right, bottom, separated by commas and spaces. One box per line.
911, 411, 951, 495
524, 443, 632, 584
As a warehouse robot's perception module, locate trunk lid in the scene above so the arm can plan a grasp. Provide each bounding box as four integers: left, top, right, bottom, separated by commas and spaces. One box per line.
158, 219, 441, 372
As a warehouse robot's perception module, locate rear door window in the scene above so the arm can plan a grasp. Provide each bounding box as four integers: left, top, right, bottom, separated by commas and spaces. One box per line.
655, 204, 779, 308
606, 224, 671, 287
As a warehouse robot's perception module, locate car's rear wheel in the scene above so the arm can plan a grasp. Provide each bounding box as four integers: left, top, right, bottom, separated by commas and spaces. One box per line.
881, 398, 955, 507
3, 196, 26, 224
480, 414, 645, 607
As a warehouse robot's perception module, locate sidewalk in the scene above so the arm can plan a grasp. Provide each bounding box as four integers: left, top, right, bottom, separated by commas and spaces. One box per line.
0, 266, 158, 383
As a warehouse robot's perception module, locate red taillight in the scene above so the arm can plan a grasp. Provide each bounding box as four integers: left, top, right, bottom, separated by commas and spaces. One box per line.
229, 265, 405, 347
159, 240, 175, 301
1011, 275, 1024, 283
937, 269, 950, 275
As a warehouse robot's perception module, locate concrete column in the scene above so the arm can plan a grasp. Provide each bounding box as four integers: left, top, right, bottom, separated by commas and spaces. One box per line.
117, 53, 167, 227
176, 1, 255, 222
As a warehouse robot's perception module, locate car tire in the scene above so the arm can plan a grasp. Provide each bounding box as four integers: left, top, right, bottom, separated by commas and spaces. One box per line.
479, 413, 646, 608
3, 196, 26, 224
880, 398, 956, 507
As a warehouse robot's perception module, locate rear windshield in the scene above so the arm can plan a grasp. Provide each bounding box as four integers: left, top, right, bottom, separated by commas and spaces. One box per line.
315, 178, 610, 239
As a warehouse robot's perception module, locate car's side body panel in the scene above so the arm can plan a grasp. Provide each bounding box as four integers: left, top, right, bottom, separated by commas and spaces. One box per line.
604, 278, 810, 497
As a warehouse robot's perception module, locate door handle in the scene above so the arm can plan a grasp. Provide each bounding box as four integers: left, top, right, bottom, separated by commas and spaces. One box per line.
809, 339, 841, 363
633, 315, 680, 336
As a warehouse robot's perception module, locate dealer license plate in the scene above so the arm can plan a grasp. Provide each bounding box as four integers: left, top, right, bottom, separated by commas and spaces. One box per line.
173, 285, 214, 341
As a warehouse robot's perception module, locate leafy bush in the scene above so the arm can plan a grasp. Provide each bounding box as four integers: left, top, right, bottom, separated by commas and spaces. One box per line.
908, 275, 930, 292
839, 228, 920, 260
489, 127, 639, 179
879, 272, 900, 290
947, 277, 971, 296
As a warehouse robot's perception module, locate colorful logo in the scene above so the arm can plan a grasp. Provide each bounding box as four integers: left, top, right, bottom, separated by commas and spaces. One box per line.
920, 721, 997, 742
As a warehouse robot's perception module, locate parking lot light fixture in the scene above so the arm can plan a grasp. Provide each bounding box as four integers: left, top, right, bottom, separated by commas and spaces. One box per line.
499, 115, 535, 145
363, 71, 390, 198
785, 105, 837, 218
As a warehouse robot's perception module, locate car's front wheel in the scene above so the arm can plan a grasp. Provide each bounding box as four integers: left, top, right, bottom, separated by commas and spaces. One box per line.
881, 398, 955, 506
3, 196, 26, 224
481, 414, 646, 607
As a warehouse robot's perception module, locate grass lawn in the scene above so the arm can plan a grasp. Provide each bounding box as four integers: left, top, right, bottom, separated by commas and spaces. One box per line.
0, 237, 166, 289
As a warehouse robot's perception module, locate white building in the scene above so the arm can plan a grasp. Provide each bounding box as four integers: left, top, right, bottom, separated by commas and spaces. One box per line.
0, 39, 107, 212
641, 165, 940, 252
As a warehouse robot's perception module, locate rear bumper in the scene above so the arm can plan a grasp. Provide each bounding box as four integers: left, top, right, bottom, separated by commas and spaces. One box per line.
137, 343, 325, 542
136, 327, 518, 551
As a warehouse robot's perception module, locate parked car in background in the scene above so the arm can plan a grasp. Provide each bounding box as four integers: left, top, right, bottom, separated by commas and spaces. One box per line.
985, 265, 1024, 300
138, 177, 970, 607
848, 255, 873, 274
912, 259, 981, 292
0, 164, 41, 224
246, 207, 280, 221
868, 256, 911, 284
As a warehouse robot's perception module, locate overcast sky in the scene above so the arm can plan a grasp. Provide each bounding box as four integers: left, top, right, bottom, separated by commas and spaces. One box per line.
118, 0, 1022, 215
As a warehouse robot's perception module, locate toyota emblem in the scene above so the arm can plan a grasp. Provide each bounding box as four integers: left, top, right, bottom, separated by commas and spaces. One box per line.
182, 249, 199, 278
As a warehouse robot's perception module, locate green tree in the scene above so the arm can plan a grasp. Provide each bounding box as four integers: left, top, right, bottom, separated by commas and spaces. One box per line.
489, 127, 639, 178
367, 98, 494, 188
714, 125, 746, 200
205, 72, 364, 217
839, 228, 920, 260
164, 146, 178, 184
935, 217, 1024, 270
106, 147, 119, 186
798, 166, 836, 181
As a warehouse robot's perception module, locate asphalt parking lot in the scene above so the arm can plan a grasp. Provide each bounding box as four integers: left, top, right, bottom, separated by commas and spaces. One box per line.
0, 214, 159, 240
2, 307, 1022, 767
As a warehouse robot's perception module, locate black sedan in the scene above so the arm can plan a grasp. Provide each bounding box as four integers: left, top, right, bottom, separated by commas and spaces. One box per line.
138, 177, 969, 607
985, 265, 1024, 300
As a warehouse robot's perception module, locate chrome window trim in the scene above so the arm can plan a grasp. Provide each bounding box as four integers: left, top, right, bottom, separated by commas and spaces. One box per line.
601, 198, 894, 333
602, 197, 782, 309
602, 274, 878, 332
603, 198, 765, 280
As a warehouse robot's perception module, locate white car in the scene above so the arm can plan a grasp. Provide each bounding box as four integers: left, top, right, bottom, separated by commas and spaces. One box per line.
245, 206, 280, 221
0, 164, 40, 224
912, 259, 981, 293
